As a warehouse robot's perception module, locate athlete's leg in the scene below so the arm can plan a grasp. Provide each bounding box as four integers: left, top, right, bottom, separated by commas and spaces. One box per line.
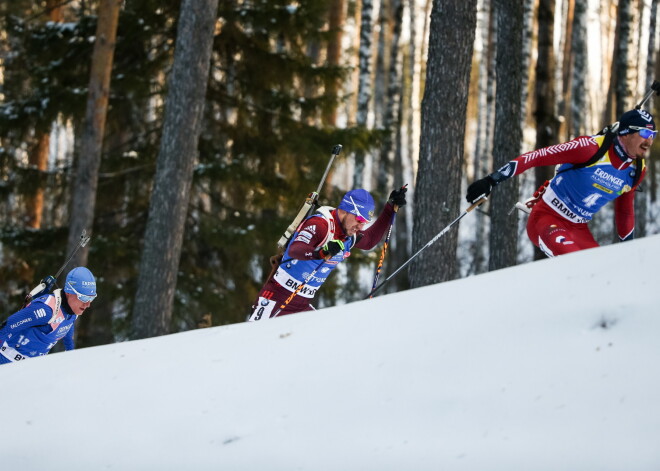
248, 293, 278, 321
527, 202, 599, 257
248, 280, 314, 321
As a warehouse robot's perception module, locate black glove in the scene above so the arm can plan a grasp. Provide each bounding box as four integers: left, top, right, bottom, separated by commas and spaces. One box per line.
318, 240, 345, 259
388, 187, 408, 207
466, 176, 495, 204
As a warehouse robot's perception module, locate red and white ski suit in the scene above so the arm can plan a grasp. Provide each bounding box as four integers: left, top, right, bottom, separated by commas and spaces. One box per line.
497, 134, 645, 256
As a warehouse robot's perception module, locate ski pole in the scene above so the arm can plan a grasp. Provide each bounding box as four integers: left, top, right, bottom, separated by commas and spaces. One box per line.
55, 230, 91, 279
271, 258, 328, 318
369, 211, 397, 298
23, 230, 91, 306
369, 184, 407, 298
365, 197, 487, 299
635, 80, 660, 110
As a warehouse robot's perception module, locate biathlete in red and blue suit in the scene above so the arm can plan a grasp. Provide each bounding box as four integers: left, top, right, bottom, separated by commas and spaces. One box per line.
249, 187, 407, 320
466, 109, 656, 256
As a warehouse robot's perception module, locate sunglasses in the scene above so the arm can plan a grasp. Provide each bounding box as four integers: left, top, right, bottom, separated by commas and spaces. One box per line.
349, 196, 370, 224
629, 126, 657, 139
67, 282, 97, 303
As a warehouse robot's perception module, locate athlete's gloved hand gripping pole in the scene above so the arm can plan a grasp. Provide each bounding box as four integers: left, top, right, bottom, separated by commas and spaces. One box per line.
365, 196, 487, 299
369, 184, 408, 298
465, 168, 511, 204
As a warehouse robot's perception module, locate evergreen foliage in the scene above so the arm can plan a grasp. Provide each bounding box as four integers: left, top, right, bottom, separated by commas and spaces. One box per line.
0, 0, 380, 341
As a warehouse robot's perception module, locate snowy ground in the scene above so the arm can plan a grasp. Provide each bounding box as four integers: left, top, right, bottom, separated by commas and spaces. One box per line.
1, 235, 659, 471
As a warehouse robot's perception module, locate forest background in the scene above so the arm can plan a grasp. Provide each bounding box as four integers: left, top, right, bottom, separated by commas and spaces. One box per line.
0, 0, 658, 348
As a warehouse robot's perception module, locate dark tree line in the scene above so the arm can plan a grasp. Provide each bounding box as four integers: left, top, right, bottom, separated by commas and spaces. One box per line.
0, 0, 658, 347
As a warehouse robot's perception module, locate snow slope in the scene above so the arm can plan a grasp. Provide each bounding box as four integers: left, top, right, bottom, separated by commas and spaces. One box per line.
1, 235, 659, 471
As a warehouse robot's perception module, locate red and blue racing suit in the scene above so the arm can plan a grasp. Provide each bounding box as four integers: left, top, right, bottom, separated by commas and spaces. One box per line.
249, 203, 396, 320
495, 134, 645, 256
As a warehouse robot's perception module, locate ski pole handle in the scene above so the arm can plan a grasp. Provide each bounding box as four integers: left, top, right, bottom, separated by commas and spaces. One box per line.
466, 196, 487, 212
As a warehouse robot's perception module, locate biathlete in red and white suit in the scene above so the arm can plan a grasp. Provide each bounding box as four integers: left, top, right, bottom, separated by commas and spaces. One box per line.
249, 187, 407, 320
466, 108, 656, 256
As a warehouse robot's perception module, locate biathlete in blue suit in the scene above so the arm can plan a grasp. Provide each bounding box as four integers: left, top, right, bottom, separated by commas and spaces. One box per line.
0, 267, 97, 365
249, 187, 407, 320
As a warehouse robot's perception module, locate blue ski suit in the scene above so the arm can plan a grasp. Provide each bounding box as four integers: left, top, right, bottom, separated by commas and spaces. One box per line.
0, 291, 77, 364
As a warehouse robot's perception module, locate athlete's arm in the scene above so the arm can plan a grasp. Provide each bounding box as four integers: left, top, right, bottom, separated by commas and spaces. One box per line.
287, 216, 330, 260
494, 136, 602, 181
355, 203, 396, 250
614, 165, 646, 241
0, 304, 52, 344
62, 324, 75, 351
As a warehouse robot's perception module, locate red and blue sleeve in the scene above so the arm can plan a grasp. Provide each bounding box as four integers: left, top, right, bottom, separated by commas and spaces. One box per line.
355, 203, 396, 250
493, 136, 601, 181
614, 165, 646, 241
287, 216, 330, 260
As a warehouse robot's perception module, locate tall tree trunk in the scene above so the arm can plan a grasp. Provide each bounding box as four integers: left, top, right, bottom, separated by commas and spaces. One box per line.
558, 0, 574, 141
131, 0, 218, 339
637, 0, 659, 236
410, 0, 477, 287
389, 97, 410, 292
373, 0, 390, 131
470, 0, 496, 275
388, 0, 419, 289
324, 0, 346, 126
532, 0, 560, 259
376, 0, 403, 195
609, 0, 636, 120
406, 0, 421, 183
46, 0, 64, 22
607, 0, 637, 243
489, 0, 523, 271
520, 0, 535, 132
66, 0, 122, 265
570, 0, 588, 138
353, 0, 375, 188
484, 3, 497, 161
646, 0, 660, 203
25, 129, 49, 229
25, 0, 65, 229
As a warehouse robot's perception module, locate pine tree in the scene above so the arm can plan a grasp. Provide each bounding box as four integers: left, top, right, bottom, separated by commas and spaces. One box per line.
410, 0, 477, 287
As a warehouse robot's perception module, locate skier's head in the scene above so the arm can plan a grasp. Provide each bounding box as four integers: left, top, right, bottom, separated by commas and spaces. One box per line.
64, 267, 97, 305
617, 109, 656, 159
338, 189, 375, 223
617, 109, 656, 137
337, 189, 375, 237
